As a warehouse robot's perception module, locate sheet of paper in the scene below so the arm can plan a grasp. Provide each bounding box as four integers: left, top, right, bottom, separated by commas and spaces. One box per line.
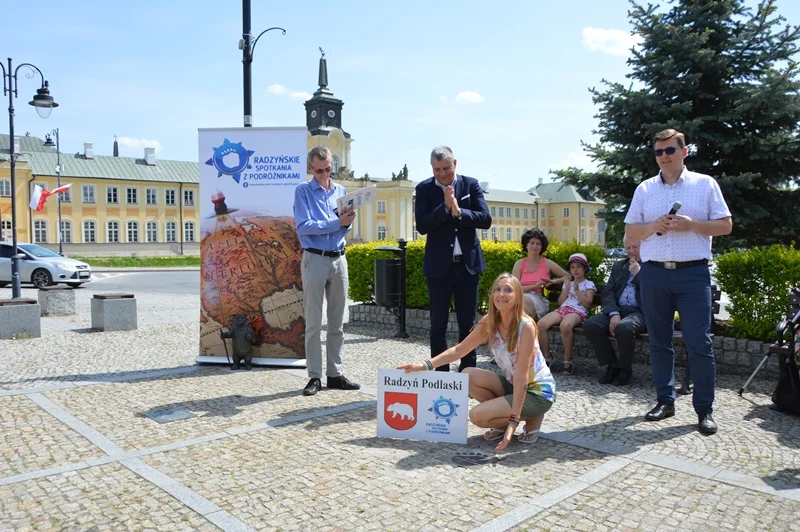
337, 185, 377, 212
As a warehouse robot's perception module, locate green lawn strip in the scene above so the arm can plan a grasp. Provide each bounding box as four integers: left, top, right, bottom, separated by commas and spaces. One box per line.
69, 256, 200, 268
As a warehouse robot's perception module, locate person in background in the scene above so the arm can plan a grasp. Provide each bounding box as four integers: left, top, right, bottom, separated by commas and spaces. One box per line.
511, 228, 569, 320
398, 273, 555, 453
583, 236, 646, 387
536, 253, 596, 375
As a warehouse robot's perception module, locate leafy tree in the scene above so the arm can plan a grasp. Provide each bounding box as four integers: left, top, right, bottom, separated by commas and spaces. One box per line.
557, 0, 800, 249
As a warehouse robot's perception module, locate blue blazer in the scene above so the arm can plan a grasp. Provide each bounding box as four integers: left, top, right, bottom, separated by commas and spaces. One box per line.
414, 175, 492, 279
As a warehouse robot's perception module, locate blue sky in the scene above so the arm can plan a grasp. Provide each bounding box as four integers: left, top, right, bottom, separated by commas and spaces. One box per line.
2, 0, 799, 192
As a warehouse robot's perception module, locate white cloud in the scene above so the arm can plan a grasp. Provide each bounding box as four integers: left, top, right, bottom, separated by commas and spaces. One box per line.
454, 91, 486, 105
548, 152, 598, 171
268, 83, 311, 101
582, 27, 641, 56
117, 137, 162, 153
439, 96, 449, 103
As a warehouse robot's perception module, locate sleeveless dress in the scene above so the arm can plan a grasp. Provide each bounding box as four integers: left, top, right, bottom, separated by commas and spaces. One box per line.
520, 258, 551, 319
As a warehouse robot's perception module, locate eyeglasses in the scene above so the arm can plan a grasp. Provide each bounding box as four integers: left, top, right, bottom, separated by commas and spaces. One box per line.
312, 167, 332, 175
654, 146, 678, 157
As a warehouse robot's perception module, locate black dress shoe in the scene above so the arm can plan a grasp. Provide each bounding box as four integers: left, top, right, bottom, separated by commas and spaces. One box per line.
599, 366, 620, 384
327, 375, 361, 390
645, 402, 675, 421
613, 368, 633, 386
302, 378, 322, 396
698, 412, 718, 434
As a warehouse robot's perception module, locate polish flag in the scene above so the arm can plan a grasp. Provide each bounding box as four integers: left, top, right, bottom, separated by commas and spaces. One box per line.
29, 184, 72, 212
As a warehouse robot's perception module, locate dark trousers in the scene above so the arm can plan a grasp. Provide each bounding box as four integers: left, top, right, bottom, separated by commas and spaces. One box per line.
584, 306, 646, 370
427, 261, 479, 372
639, 262, 715, 414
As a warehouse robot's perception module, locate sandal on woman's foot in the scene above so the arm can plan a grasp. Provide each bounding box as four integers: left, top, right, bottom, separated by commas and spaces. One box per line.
543, 354, 554, 367
519, 427, 540, 444
483, 429, 504, 442
560, 361, 574, 375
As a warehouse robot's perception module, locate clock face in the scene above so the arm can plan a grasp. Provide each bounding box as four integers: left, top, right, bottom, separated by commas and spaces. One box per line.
310, 110, 317, 118
327, 110, 335, 118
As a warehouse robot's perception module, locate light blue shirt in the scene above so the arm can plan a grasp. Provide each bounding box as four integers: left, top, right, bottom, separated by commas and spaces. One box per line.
293, 178, 351, 251
619, 272, 639, 308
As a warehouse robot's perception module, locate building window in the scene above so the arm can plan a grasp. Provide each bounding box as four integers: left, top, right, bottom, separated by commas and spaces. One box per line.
506, 228, 512, 241
127, 221, 139, 243
146, 188, 157, 205
126, 187, 138, 205
107, 186, 119, 204
0, 179, 10, 197
60, 220, 72, 243
412, 224, 418, 240
332, 155, 341, 173
580, 227, 586, 243
498, 207, 503, 218
184, 221, 195, 242
377, 201, 386, 214
515, 208, 520, 218
184, 190, 195, 207
1, 219, 10, 240
377, 225, 387, 240
541, 208, 546, 218
581, 207, 586, 218
491, 227, 497, 241
506, 207, 511, 217
82, 185, 96, 204
59, 186, 71, 203
490, 206, 496, 216
523, 208, 528, 219
146, 221, 158, 242
33, 220, 47, 243
590, 228, 595, 243
107, 221, 120, 243
83, 220, 96, 243
563, 207, 570, 217
165, 189, 176, 206
481, 229, 488, 240
166, 221, 177, 242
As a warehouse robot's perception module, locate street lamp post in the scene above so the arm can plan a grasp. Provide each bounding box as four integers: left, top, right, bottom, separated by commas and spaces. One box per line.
239, 0, 285, 127
43, 129, 62, 255
1, 57, 58, 298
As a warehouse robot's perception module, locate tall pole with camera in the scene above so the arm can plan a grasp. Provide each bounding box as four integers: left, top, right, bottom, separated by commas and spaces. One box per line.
43, 129, 63, 255
1, 57, 59, 298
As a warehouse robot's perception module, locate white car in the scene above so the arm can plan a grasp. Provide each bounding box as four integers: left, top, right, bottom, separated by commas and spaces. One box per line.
0, 242, 92, 288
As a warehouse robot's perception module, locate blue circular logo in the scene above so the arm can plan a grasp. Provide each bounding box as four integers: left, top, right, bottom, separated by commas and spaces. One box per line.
429, 396, 460, 424
204, 138, 255, 184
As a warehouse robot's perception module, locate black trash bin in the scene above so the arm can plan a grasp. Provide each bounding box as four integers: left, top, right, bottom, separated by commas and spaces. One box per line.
374, 258, 401, 308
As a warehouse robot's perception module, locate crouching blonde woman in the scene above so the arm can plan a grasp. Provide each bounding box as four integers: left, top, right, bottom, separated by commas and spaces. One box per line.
398, 273, 556, 452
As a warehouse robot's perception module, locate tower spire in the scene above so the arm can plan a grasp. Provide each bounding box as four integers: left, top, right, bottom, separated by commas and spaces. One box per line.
318, 47, 328, 90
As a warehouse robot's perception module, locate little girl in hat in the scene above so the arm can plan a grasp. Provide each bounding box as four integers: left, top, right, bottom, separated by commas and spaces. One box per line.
537, 253, 597, 375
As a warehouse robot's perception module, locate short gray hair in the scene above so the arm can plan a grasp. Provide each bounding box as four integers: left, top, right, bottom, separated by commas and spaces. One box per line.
308, 145, 332, 166
430, 146, 455, 165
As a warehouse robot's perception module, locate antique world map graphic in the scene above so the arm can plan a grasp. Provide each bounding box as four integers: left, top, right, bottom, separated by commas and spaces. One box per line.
200, 213, 305, 359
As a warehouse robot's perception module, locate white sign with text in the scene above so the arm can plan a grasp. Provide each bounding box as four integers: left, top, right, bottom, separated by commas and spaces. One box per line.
377, 368, 469, 444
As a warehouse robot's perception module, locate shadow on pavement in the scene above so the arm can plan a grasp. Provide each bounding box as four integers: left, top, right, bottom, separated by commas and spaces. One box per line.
137, 389, 300, 419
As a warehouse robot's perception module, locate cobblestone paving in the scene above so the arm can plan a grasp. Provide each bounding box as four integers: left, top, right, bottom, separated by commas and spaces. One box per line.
43, 368, 376, 451
0, 395, 106, 478
512, 462, 800, 532
142, 406, 611, 531
0, 462, 220, 531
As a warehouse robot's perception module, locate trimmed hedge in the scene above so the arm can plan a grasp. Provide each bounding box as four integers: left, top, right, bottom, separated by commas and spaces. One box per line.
347, 239, 609, 311
713, 244, 800, 342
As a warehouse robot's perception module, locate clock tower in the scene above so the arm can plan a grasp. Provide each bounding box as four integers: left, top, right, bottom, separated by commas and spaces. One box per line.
305, 48, 352, 176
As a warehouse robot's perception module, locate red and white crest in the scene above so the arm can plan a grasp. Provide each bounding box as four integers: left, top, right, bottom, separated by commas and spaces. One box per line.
383, 392, 418, 431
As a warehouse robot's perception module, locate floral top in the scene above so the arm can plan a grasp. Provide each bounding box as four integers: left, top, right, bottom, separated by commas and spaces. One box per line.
491, 318, 556, 403
560, 279, 597, 316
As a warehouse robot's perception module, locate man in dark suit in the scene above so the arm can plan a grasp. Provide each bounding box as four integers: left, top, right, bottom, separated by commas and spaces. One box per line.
583, 237, 646, 386
415, 146, 492, 372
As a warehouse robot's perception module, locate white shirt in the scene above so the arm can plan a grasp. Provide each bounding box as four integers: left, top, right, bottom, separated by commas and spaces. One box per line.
434, 174, 463, 257
624, 167, 731, 262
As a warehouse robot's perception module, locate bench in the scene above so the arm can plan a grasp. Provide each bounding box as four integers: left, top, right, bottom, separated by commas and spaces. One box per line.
546, 282, 722, 394
38, 285, 76, 316
91, 293, 137, 331
739, 289, 800, 396
0, 298, 41, 339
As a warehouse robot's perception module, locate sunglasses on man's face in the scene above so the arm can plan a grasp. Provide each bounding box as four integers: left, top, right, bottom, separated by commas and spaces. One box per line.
654, 146, 679, 157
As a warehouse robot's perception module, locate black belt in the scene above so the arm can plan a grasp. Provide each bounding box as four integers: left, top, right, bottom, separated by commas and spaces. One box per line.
647, 259, 708, 270
305, 248, 345, 258
453, 255, 462, 263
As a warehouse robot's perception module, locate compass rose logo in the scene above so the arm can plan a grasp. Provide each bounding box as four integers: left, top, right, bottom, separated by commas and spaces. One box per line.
428, 395, 460, 425
205, 138, 255, 184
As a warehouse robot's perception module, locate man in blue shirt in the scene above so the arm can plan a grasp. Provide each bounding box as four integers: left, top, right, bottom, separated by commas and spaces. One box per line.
293, 146, 360, 396
583, 237, 646, 386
